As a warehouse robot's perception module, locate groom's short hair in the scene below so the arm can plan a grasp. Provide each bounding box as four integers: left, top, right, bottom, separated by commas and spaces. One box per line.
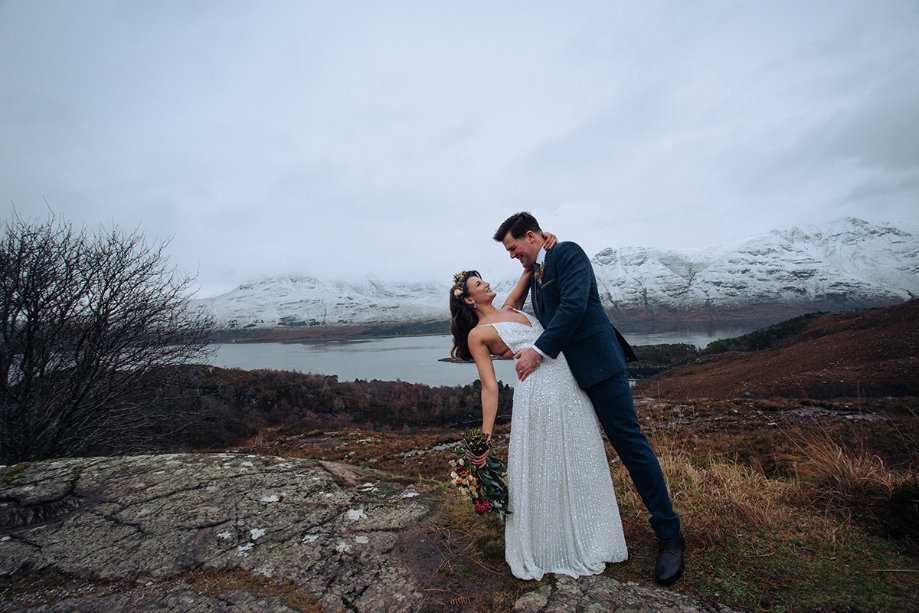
494, 212, 541, 241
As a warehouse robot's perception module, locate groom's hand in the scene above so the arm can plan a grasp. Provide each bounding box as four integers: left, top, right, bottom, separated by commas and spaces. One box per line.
514, 348, 543, 381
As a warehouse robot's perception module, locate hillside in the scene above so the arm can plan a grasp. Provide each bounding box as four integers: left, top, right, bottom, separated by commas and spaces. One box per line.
3, 303, 918, 612
644, 298, 919, 400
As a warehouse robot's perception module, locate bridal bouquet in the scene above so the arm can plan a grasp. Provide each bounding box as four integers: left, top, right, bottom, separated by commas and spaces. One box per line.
449, 428, 510, 522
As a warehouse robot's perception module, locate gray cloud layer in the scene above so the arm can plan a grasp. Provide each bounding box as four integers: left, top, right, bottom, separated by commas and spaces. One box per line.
2, 1, 917, 297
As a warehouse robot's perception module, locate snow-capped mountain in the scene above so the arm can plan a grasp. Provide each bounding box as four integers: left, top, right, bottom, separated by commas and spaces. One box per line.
593, 218, 919, 313
199, 218, 919, 330
198, 277, 446, 329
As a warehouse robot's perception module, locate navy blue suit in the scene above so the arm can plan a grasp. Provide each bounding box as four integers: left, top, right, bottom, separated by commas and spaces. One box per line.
531, 241, 681, 540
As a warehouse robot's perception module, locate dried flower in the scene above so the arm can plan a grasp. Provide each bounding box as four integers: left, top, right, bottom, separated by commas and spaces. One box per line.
462, 428, 491, 457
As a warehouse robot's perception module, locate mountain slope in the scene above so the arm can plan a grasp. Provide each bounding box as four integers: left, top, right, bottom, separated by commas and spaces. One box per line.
200, 276, 445, 330
645, 298, 919, 400
198, 218, 919, 330
594, 218, 918, 316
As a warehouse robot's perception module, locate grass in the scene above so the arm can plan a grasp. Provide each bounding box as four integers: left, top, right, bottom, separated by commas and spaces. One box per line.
638, 441, 918, 612
179, 568, 322, 612
238, 404, 919, 611
424, 418, 919, 613
4, 401, 916, 612
422, 484, 549, 611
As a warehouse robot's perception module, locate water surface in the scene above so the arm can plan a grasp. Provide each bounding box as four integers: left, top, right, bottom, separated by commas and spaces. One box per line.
208, 328, 749, 387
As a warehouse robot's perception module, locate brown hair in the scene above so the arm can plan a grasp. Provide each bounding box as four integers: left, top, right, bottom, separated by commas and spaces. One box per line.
493, 211, 541, 242
449, 270, 480, 361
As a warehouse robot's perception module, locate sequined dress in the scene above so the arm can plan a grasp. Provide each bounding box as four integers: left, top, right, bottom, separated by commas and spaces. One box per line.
488, 311, 628, 580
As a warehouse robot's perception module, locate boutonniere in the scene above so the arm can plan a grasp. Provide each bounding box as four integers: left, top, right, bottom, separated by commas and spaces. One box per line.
534, 262, 546, 284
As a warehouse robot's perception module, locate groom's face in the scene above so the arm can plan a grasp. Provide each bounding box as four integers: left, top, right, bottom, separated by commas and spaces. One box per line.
501, 231, 541, 268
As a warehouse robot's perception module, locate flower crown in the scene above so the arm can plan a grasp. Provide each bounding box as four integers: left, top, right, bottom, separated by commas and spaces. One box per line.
452, 271, 469, 299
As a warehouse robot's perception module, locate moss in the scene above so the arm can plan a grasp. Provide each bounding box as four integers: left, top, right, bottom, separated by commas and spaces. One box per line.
0, 462, 33, 487
178, 568, 321, 612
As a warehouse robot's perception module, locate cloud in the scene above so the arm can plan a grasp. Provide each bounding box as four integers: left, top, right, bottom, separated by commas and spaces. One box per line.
1, 1, 917, 297
820, 72, 919, 172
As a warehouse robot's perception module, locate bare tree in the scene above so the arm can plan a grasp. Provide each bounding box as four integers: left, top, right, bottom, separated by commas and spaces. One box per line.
0, 214, 212, 465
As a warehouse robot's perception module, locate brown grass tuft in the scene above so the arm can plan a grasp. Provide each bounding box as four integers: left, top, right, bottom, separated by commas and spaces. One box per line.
784, 433, 911, 531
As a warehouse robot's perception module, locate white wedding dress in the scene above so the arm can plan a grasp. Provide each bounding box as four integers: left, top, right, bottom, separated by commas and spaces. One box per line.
488, 311, 627, 580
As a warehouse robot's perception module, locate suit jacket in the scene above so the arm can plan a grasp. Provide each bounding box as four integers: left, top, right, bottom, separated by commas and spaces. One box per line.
531, 241, 637, 390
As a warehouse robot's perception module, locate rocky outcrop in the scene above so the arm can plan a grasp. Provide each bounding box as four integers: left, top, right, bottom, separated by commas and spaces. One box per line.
514, 574, 735, 612
1, 454, 429, 612
1, 454, 739, 613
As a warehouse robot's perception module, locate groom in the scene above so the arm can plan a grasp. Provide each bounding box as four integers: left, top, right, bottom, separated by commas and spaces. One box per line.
494, 212, 685, 586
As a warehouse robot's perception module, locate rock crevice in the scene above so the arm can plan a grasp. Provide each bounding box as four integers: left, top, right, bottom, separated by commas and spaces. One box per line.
1, 454, 738, 613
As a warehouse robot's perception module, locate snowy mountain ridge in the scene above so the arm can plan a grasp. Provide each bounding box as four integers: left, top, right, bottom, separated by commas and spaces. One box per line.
198, 218, 919, 330
593, 217, 918, 312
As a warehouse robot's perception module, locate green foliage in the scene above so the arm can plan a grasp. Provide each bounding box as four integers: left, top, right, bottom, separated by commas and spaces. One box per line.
450, 429, 510, 521
627, 343, 699, 378
632, 343, 699, 361
123, 366, 514, 452
700, 313, 822, 356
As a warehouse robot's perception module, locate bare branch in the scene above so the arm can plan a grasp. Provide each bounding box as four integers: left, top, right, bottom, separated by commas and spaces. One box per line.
0, 212, 213, 464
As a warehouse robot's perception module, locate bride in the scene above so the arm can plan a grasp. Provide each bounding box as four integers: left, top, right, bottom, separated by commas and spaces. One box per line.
449, 246, 628, 580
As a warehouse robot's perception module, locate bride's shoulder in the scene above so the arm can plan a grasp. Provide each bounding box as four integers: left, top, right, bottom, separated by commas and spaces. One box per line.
499, 306, 530, 321
469, 323, 496, 339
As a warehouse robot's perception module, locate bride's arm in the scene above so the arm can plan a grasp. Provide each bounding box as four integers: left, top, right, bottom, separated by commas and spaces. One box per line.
502, 268, 532, 311
468, 329, 498, 466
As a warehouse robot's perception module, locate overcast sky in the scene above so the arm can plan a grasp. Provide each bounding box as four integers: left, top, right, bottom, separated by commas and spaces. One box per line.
2, 1, 918, 297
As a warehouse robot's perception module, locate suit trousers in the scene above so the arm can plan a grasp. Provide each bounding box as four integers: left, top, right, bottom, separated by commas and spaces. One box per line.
585, 371, 681, 540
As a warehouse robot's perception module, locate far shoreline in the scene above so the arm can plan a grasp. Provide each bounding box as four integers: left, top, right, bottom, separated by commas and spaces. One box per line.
207, 321, 452, 345
205, 300, 898, 345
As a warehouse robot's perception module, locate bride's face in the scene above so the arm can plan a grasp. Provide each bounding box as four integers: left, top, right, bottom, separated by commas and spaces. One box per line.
464, 276, 496, 306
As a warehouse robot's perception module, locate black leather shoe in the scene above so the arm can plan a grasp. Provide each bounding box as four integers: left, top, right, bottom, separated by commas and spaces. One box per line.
654, 534, 685, 586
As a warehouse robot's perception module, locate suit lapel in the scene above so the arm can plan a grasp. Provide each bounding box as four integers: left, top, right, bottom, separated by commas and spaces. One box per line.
530, 270, 539, 316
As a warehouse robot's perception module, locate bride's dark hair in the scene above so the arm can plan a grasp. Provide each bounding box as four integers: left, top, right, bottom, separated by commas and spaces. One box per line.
449, 270, 480, 361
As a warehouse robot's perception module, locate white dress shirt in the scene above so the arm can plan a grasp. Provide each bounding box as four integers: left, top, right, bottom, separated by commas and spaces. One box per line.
532, 247, 551, 360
